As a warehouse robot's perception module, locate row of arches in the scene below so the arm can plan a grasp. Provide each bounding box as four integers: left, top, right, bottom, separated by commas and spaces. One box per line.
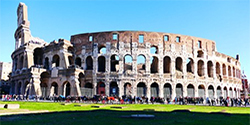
38, 81, 239, 99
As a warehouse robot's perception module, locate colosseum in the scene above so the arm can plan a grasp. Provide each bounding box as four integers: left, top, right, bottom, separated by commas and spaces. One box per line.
9, 3, 242, 100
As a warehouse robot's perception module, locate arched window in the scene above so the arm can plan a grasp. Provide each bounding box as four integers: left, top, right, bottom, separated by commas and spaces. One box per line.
163, 56, 171, 73
98, 56, 106, 72
175, 57, 183, 72
198, 60, 204, 76
186, 58, 194, 73
150, 56, 158, 73
52, 55, 60, 67
86, 56, 93, 70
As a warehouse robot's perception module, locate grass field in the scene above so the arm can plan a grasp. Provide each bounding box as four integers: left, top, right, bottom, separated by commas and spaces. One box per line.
0, 101, 249, 125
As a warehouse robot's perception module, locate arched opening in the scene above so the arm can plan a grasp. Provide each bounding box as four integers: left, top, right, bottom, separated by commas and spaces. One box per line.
198, 85, 205, 98
216, 62, 220, 75
44, 57, 49, 69
52, 55, 60, 67
82, 83, 93, 97
137, 82, 146, 97
51, 82, 58, 96
186, 58, 194, 73
222, 64, 226, 76
150, 56, 158, 73
98, 56, 106, 72
63, 82, 71, 97
164, 83, 172, 98
110, 55, 119, 72
124, 83, 132, 96
40, 83, 48, 98
176, 83, 183, 97
207, 61, 213, 77
198, 60, 204, 76
68, 46, 74, 54
110, 81, 119, 97
150, 46, 158, 54
229, 87, 233, 98
97, 81, 105, 96
197, 50, 204, 58
208, 85, 214, 98
228, 66, 231, 77
75, 57, 81, 67
40, 72, 50, 98
137, 55, 146, 73
223, 87, 228, 98
33, 48, 43, 66
98, 45, 106, 54
124, 55, 132, 72
175, 57, 183, 72
187, 84, 195, 97
19, 56, 24, 69
68, 56, 74, 66
86, 56, 93, 70
163, 56, 171, 73
233, 67, 235, 77
217, 86, 222, 98
150, 82, 159, 97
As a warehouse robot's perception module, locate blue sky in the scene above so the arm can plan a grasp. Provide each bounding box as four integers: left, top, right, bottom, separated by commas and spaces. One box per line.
0, 0, 249, 78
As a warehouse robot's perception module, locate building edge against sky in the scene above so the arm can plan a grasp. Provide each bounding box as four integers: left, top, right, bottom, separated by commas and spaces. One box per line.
8, 2, 246, 99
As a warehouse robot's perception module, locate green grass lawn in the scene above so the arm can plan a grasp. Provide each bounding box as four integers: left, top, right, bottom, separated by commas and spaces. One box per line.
0, 101, 250, 125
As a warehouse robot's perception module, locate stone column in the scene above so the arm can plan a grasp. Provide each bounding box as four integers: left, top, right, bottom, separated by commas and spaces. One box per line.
147, 84, 150, 99
159, 83, 164, 98
171, 84, 176, 101
118, 81, 123, 97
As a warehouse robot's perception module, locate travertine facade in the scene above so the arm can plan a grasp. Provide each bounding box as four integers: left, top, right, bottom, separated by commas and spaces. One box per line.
10, 3, 242, 100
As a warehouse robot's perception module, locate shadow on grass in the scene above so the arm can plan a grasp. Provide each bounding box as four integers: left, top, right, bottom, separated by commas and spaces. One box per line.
1, 109, 249, 125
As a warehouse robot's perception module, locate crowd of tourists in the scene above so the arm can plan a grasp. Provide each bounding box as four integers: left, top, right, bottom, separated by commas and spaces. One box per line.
1, 94, 250, 107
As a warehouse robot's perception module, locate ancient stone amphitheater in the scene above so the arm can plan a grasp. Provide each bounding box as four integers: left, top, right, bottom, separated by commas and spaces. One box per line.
10, 3, 242, 100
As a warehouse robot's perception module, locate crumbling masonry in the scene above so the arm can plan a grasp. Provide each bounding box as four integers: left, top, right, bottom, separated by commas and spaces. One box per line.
10, 3, 242, 100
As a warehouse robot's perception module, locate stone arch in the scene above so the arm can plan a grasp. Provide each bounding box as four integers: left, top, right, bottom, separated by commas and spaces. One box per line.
216, 62, 220, 75
63, 81, 71, 97
232, 67, 235, 77
137, 54, 146, 73
78, 72, 85, 87
98, 56, 106, 72
197, 50, 204, 58
222, 64, 226, 76
187, 84, 195, 97
223, 86, 228, 98
208, 85, 214, 98
124, 82, 132, 96
217, 86, 222, 98
150, 82, 159, 97
52, 54, 60, 67
40, 72, 50, 98
163, 83, 172, 98
44, 57, 49, 69
97, 81, 105, 96
137, 82, 147, 97
110, 54, 119, 72
51, 82, 58, 96
186, 58, 194, 73
75, 57, 81, 67
228, 65, 232, 77
124, 54, 133, 72
82, 82, 93, 97
163, 56, 171, 73
207, 61, 214, 77
198, 84, 205, 98
176, 83, 183, 97
150, 56, 158, 73
67, 46, 74, 54
110, 81, 119, 97
33, 48, 43, 65
234, 88, 237, 98
197, 60, 204, 76
150, 45, 158, 54
175, 57, 183, 72
229, 87, 233, 98
98, 45, 106, 54
86, 56, 93, 70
